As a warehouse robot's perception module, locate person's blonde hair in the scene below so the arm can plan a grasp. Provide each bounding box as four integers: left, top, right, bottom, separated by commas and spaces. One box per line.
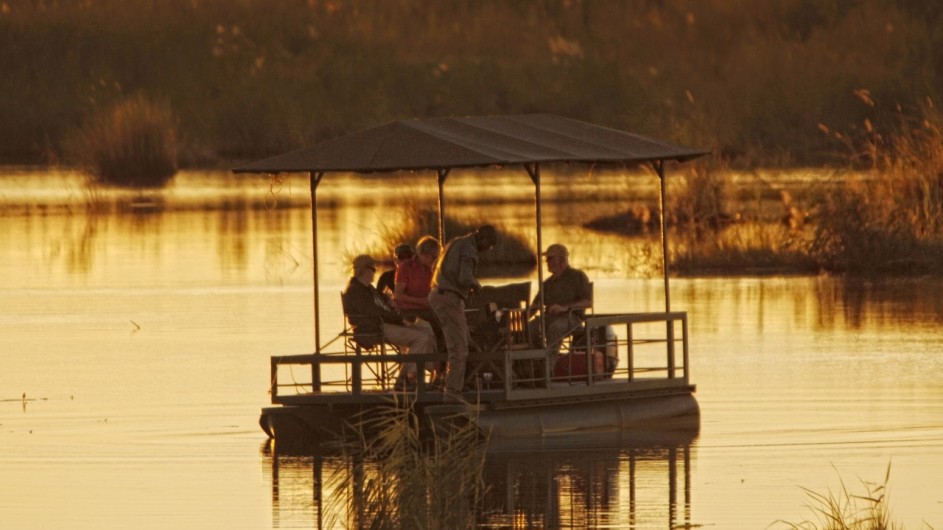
416, 235, 440, 256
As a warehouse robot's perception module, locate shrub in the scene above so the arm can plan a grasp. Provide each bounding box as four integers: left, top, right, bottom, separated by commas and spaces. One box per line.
65, 94, 178, 188
670, 159, 735, 230
812, 99, 943, 274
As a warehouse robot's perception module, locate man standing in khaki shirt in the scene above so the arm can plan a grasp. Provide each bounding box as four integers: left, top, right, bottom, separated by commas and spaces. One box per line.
428, 225, 497, 398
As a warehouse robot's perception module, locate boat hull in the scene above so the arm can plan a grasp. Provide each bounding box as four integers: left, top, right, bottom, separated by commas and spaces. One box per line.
260, 387, 698, 450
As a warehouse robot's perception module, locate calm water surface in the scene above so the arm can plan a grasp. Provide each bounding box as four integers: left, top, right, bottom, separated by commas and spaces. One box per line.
1, 169, 941, 529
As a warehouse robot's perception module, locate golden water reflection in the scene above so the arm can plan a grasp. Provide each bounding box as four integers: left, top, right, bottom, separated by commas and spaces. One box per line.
4, 169, 943, 528
261, 432, 696, 529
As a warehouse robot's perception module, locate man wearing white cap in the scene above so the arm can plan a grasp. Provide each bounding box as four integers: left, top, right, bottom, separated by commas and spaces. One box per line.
343, 254, 436, 388
529, 243, 592, 362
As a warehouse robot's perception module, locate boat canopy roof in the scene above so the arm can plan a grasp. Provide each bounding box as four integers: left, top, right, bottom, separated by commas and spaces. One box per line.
232, 114, 709, 174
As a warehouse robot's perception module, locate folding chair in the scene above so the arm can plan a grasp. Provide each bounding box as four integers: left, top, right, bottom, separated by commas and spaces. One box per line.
340, 292, 400, 389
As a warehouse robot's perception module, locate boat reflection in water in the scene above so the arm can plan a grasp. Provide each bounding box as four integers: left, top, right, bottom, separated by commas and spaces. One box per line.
261, 423, 698, 529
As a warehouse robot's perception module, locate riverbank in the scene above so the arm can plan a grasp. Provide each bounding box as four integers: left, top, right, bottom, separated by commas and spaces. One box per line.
6, 164, 943, 278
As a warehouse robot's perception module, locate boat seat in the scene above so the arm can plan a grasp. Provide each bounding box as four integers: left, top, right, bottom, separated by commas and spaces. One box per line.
464, 282, 532, 388
339, 292, 401, 389
466, 281, 531, 347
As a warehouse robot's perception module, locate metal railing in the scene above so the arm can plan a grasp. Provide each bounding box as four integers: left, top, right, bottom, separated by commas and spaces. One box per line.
268, 311, 690, 403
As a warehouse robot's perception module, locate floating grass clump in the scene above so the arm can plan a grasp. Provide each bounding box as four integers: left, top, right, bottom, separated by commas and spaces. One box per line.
376, 201, 537, 276
326, 402, 488, 529
672, 222, 820, 276
66, 94, 178, 188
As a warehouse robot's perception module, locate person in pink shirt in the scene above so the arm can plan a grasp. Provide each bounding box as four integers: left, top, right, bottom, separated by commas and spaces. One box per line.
394, 235, 445, 366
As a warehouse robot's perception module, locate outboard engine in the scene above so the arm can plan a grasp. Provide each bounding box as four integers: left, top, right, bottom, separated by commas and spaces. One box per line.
556, 324, 619, 380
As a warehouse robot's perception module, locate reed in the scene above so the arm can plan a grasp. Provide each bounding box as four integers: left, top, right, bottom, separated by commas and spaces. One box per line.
812, 100, 943, 274
672, 222, 819, 275
774, 464, 913, 530
375, 201, 538, 275
665, 159, 816, 274
325, 401, 488, 529
65, 94, 178, 188
671, 162, 734, 230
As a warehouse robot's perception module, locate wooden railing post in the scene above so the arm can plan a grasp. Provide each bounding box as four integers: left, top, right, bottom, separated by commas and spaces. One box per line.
351, 348, 362, 396
626, 322, 634, 382
667, 319, 676, 379
271, 357, 279, 402
681, 315, 689, 383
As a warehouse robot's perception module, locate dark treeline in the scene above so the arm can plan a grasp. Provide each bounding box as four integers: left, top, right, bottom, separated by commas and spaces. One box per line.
3, 0, 942, 167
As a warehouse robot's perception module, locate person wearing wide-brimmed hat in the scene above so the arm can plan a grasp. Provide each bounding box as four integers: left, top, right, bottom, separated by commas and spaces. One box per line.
428, 225, 498, 397
343, 253, 435, 388
529, 243, 592, 363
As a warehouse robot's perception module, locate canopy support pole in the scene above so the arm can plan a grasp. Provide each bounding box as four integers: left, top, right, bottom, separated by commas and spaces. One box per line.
652, 160, 676, 378
436, 169, 450, 244
309, 171, 325, 357
524, 163, 546, 347
652, 160, 671, 312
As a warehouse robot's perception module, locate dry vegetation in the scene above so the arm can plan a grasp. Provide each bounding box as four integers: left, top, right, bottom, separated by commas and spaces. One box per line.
2, 0, 943, 168
325, 402, 488, 529
774, 465, 914, 530
64, 93, 178, 187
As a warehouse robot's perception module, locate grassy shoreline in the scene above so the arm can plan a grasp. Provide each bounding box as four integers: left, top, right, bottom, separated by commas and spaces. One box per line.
3, 1, 943, 168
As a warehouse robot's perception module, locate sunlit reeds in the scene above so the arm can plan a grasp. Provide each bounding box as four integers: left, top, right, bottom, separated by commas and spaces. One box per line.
65, 94, 178, 188
375, 200, 537, 275
812, 100, 943, 274
774, 464, 917, 530
671, 162, 733, 230
672, 222, 819, 275
664, 159, 817, 274
325, 401, 488, 529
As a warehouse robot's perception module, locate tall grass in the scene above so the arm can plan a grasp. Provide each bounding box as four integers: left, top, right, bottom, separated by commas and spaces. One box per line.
65, 94, 178, 188
671, 161, 734, 230
374, 201, 537, 275
668, 101, 943, 276
672, 222, 819, 275
4, 1, 943, 166
667, 159, 818, 274
774, 464, 914, 530
812, 100, 943, 274
325, 402, 488, 529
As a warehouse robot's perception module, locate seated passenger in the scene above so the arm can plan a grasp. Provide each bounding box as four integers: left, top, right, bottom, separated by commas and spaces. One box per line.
344, 254, 436, 388
528, 243, 592, 364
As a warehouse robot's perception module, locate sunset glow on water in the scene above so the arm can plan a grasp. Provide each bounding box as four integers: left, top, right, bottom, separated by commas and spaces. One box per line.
2, 170, 941, 529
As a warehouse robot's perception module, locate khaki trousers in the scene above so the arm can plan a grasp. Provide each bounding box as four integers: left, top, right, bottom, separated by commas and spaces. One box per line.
428, 290, 469, 393
381, 321, 435, 379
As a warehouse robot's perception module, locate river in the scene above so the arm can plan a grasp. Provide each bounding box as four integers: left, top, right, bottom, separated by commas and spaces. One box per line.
1, 168, 941, 529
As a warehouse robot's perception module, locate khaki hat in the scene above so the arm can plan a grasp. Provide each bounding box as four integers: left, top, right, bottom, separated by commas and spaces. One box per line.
541, 243, 569, 257
352, 254, 377, 272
